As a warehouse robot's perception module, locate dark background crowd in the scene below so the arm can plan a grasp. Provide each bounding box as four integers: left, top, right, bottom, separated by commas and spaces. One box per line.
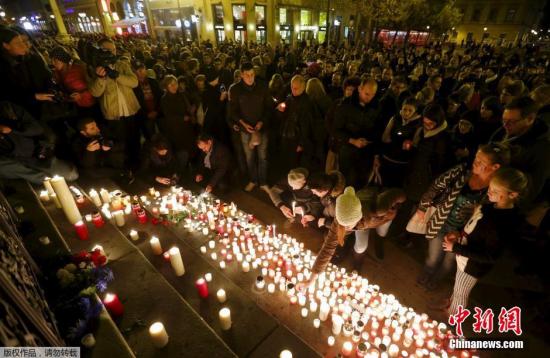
0, 25, 548, 326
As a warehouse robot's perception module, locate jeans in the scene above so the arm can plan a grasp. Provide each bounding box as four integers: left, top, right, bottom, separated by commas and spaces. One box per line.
0, 157, 78, 185
423, 226, 456, 283
240, 131, 268, 185
353, 220, 393, 254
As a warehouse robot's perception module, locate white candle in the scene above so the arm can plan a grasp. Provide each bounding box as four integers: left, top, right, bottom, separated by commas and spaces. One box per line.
208, 240, 215, 249
219, 308, 232, 330
85, 214, 92, 222
279, 350, 293, 358
267, 283, 275, 293
292, 201, 296, 217
39, 190, 50, 202
388, 344, 399, 357
169, 247, 185, 276
202, 227, 209, 236
200, 246, 207, 253
301, 308, 308, 318
129, 230, 139, 241
89, 189, 102, 207
50, 193, 62, 208
100, 188, 111, 204
242, 261, 250, 272
216, 289, 227, 303
342, 341, 353, 356
332, 314, 343, 335
43, 177, 55, 196
204, 273, 212, 282
319, 301, 330, 321
150, 236, 162, 255
219, 261, 226, 270
310, 301, 318, 312
112, 210, 125, 227
50, 176, 82, 224
327, 336, 335, 346
298, 294, 306, 306
149, 322, 169, 348
313, 318, 321, 328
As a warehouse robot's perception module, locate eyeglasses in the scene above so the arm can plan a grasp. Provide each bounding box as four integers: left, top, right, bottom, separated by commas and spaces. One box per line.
502, 117, 526, 126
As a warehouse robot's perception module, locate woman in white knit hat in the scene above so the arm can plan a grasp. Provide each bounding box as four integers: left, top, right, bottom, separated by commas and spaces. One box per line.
299, 186, 406, 290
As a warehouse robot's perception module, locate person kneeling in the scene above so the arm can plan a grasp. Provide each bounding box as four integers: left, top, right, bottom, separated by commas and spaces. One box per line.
139, 135, 185, 186
195, 133, 232, 194
72, 118, 126, 179
267, 167, 321, 225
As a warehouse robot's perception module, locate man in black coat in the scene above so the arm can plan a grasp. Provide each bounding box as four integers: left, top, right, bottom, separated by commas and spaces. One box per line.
71, 117, 125, 179
334, 78, 381, 188
133, 62, 162, 140
202, 69, 230, 146
195, 133, 232, 194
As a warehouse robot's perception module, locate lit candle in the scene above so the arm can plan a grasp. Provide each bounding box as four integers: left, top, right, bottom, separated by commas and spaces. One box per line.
313, 318, 321, 328
85, 214, 92, 222
219, 261, 226, 270
216, 289, 227, 303
150, 236, 162, 255
91, 211, 104, 228
292, 201, 296, 217
92, 244, 106, 258
43, 177, 55, 196
74, 221, 89, 240
319, 301, 330, 321
195, 278, 209, 298
342, 341, 353, 356
242, 261, 250, 272
332, 315, 344, 335
255, 276, 265, 290
99, 188, 111, 204
127, 229, 138, 241
137, 209, 147, 224
219, 307, 232, 330
204, 273, 212, 282
328, 336, 335, 346
279, 350, 293, 358
169, 247, 185, 276
89, 189, 102, 207
112, 210, 125, 227
200, 246, 207, 254
50, 176, 82, 224
301, 308, 308, 318
39, 190, 50, 202
103, 293, 124, 316
149, 322, 169, 348
267, 283, 275, 293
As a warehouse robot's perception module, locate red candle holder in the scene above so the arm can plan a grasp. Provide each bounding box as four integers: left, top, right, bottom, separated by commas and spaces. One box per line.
132, 201, 141, 214
103, 293, 124, 316
92, 212, 105, 228
75, 194, 85, 207
137, 209, 147, 224
74, 221, 89, 240
195, 278, 209, 298
163, 251, 171, 262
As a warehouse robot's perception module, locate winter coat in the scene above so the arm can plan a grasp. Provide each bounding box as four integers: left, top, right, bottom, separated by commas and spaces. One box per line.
197, 140, 232, 189
228, 80, 272, 128
54, 62, 95, 108
311, 188, 406, 274
89, 58, 140, 120
159, 92, 196, 153
318, 171, 346, 228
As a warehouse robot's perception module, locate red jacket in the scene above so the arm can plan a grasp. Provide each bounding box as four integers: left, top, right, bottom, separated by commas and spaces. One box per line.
55, 63, 95, 108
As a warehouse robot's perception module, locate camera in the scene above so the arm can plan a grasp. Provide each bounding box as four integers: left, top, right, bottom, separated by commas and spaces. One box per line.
93, 135, 114, 148
81, 41, 119, 79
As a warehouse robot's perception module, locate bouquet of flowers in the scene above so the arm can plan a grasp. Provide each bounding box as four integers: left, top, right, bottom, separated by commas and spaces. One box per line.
51, 249, 114, 343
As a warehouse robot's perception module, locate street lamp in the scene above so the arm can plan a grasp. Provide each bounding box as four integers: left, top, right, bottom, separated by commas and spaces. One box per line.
426, 25, 430, 30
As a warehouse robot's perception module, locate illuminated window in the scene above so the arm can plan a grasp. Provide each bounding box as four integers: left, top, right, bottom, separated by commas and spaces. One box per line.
300, 9, 312, 26
279, 8, 287, 25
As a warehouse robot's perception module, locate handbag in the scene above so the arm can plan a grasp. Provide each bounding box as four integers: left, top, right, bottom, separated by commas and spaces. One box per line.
406, 206, 436, 234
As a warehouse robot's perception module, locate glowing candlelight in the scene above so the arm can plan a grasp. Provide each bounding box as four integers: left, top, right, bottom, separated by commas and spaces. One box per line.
149, 322, 169, 348
216, 289, 227, 303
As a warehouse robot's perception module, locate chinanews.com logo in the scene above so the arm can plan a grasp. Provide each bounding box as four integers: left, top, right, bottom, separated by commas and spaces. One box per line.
447, 305, 525, 350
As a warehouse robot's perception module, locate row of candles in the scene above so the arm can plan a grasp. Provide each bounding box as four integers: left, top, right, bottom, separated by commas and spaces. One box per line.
41, 179, 474, 357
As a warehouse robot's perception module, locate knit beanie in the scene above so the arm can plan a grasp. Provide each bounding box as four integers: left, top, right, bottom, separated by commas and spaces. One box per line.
336, 186, 363, 228
287, 168, 309, 189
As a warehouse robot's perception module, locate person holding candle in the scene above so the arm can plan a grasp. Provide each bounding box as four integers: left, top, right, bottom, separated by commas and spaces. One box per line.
438, 168, 526, 318
307, 170, 346, 229
195, 133, 233, 194
139, 135, 186, 186
299, 186, 405, 289
266, 167, 320, 224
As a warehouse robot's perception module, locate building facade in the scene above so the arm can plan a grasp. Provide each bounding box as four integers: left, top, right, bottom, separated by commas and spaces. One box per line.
454, 0, 547, 44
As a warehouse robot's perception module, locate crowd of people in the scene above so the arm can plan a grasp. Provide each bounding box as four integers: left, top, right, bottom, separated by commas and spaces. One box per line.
0, 25, 548, 321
